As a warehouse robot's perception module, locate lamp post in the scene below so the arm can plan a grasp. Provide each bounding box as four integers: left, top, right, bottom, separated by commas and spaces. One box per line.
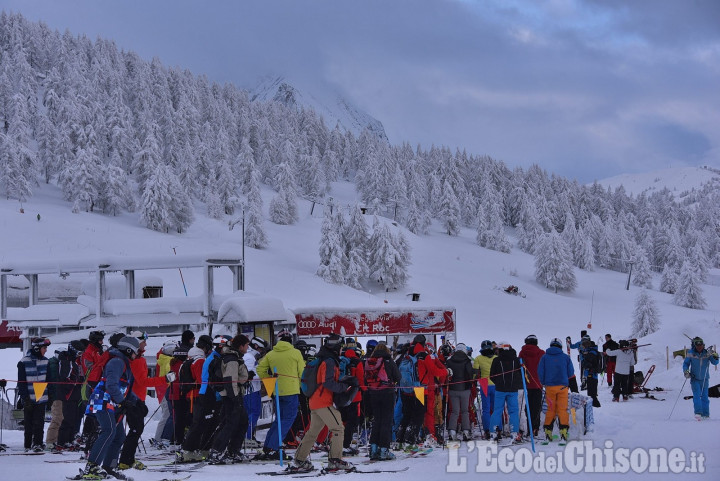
229, 204, 246, 291
626, 260, 635, 290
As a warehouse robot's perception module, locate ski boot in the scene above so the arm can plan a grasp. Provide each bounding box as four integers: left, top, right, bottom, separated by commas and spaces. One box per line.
286, 458, 314, 474
559, 428, 568, 443
326, 458, 355, 473
369, 443, 380, 461
81, 462, 107, 480
103, 466, 131, 480
378, 447, 396, 461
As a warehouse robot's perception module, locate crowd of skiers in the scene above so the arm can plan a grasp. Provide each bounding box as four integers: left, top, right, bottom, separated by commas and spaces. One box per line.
11, 328, 719, 478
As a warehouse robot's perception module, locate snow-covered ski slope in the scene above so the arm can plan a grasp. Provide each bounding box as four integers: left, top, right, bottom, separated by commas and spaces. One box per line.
1, 177, 718, 479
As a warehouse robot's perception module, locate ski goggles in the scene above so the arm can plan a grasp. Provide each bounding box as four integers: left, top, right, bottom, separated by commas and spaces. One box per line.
693, 339, 704, 346
129, 330, 148, 341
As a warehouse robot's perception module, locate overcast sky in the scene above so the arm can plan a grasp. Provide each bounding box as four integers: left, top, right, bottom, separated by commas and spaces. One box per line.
3, 0, 719, 182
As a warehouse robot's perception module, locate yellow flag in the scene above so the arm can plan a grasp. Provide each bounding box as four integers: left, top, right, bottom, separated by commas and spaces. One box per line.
33, 382, 48, 401
414, 386, 425, 405
262, 377, 276, 397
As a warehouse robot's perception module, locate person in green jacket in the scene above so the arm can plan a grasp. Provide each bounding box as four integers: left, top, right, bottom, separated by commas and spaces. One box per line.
472, 340, 496, 440
254, 329, 305, 460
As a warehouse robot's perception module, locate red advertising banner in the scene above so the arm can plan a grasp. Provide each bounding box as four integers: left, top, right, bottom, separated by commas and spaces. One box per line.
0, 320, 22, 345
294, 307, 455, 337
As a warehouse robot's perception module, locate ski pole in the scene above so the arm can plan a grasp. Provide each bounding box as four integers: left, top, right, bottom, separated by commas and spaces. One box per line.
274, 367, 283, 467
443, 383, 450, 448
143, 400, 163, 429
519, 360, 535, 453
667, 377, 688, 420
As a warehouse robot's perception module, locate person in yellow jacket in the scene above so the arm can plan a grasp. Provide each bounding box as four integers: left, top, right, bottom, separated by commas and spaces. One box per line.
255, 329, 305, 460
473, 340, 496, 440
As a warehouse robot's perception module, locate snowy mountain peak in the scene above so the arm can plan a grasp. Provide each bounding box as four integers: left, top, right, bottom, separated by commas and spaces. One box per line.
596, 166, 720, 198
250, 75, 388, 142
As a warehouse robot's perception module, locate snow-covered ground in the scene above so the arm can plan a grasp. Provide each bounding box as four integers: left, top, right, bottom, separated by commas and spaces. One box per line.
1, 179, 718, 479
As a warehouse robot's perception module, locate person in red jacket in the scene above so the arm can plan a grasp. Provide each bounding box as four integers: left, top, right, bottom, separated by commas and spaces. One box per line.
518, 335, 545, 438
290, 334, 355, 474
79, 331, 107, 453
118, 331, 175, 470
418, 342, 449, 443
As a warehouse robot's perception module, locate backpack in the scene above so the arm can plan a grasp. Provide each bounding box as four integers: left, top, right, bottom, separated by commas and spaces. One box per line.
207, 355, 225, 393
398, 354, 420, 394
300, 357, 322, 397
339, 356, 361, 377
364, 358, 390, 388
179, 358, 196, 396
582, 349, 602, 374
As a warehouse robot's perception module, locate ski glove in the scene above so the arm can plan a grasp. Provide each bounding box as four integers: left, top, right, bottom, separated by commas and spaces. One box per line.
165, 372, 177, 383
684, 370, 691, 379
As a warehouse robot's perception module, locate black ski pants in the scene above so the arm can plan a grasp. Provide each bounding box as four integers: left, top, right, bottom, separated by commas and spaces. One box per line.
119, 400, 148, 466
211, 396, 249, 454
23, 400, 46, 448
368, 389, 395, 449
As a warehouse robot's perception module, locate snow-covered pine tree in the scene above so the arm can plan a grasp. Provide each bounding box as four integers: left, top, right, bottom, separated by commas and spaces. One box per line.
534, 229, 577, 293
438, 179, 461, 236
631, 289, 661, 338
140, 163, 173, 232
673, 259, 706, 309
317, 199, 345, 284
344, 205, 370, 289
575, 225, 595, 271
242, 166, 268, 249
369, 222, 407, 291
631, 246, 653, 289
269, 161, 298, 225
659, 263, 678, 294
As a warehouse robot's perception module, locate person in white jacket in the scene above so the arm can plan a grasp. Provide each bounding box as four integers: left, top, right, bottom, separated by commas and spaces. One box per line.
243, 336, 268, 447
605, 340, 636, 401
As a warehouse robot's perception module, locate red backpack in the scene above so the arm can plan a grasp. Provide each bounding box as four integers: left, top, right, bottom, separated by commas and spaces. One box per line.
364, 358, 390, 389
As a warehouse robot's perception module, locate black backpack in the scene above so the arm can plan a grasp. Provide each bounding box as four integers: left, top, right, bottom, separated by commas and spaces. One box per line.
207, 355, 225, 393
179, 358, 197, 396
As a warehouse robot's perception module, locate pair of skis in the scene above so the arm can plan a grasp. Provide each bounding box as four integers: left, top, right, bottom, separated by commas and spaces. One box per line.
259, 466, 409, 477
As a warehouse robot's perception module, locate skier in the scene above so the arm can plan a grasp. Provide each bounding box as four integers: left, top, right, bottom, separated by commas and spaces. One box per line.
364, 342, 401, 460
118, 331, 173, 471
473, 340, 496, 440
682, 337, 719, 420
420, 342, 449, 444
17, 337, 51, 452
445, 342, 474, 441
605, 340, 635, 401
244, 336, 268, 446
518, 334, 545, 438
537, 338, 574, 442
602, 334, 619, 387
289, 334, 355, 473
580, 338, 602, 408
81, 336, 140, 480
207, 335, 251, 464
339, 344, 364, 455
256, 329, 305, 460
56, 340, 87, 451
488, 342, 523, 443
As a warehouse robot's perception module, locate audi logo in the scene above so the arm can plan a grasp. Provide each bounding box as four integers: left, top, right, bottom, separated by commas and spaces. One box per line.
297, 320, 317, 329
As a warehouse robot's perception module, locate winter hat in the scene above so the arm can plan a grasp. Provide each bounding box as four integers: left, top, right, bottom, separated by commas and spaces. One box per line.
181, 330, 195, 345
524, 335, 538, 346
188, 347, 205, 360
412, 334, 427, 346
161, 340, 179, 356
117, 336, 140, 357
196, 335, 214, 351
550, 338, 563, 348
31, 337, 51, 353
109, 332, 126, 348
88, 330, 105, 345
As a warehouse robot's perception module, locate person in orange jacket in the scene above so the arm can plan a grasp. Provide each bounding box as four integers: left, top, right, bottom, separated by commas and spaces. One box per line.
118, 331, 175, 471
290, 334, 356, 474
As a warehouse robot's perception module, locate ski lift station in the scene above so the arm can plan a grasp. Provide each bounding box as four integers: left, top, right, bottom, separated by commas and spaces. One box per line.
0, 253, 294, 351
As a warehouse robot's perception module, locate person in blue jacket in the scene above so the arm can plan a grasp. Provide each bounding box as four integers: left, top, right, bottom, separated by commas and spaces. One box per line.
682, 337, 719, 420
538, 338, 575, 442
82, 336, 140, 480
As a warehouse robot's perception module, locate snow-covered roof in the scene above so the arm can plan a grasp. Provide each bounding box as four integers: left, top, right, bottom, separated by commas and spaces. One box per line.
0, 252, 243, 275
217, 292, 292, 324
5, 304, 90, 326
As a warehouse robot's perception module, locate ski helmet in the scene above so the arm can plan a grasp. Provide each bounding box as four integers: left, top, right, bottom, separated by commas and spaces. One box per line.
213, 335, 231, 347
117, 336, 140, 357
277, 329, 293, 343
366, 339, 379, 354
524, 335, 538, 346
31, 337, 51, 353
692, 337, 704, 346
324, 333, 344, 354
162, 340, 179, 356
250, 336, 269, 351
480, 340, 493, 351
67, 340, 85, 358
619, 340, 629, 348
550, 338, 563, 348
129, 330, 148, 341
